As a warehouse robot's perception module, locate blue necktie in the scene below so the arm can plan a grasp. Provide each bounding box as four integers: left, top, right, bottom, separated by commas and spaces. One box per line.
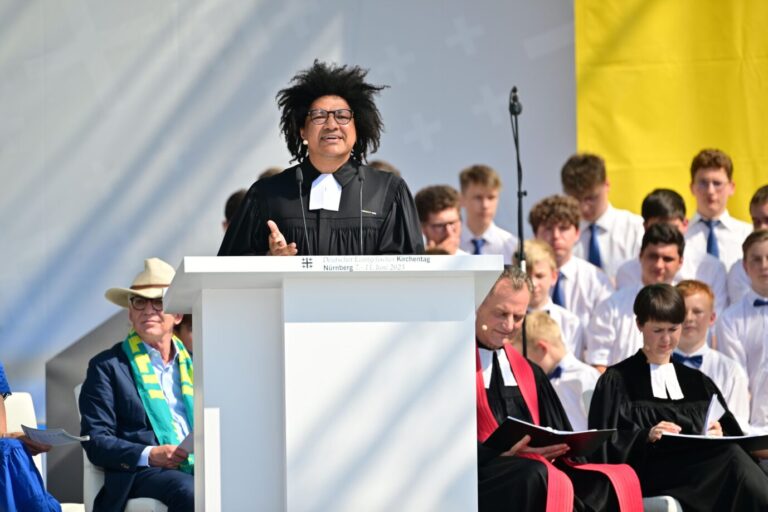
471, 238, 486, 255
671, 352, 703, 369
702, 219, 720, 258
547, 366, 563, 380
588, 223, 603, 268
551, 271, 565, 307
754, 298, 768, 307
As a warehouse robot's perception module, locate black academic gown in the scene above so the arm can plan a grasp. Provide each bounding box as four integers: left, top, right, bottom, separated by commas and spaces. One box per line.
588, 350, 768, 511
480, 357, 617, 512
218, 159, 424, 256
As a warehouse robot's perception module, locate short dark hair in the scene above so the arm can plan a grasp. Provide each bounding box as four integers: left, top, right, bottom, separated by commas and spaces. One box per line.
640, 222, 685, 257
561, 153, 606, 197
528, 195, 581, 233
276, 60, 387, 163
743, 229, 768, 259
224, 189, 247, 223
750, 184, 768, 208
415, 185, 460, 223
634, 283, 686, 326
368, 159, 401, 178
690, 148, 733, 181
459, 164, 502, 192
641, 189, 686, 222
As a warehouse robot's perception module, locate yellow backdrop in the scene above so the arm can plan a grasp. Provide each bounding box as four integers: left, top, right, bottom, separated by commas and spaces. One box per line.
575, 0, 768, 221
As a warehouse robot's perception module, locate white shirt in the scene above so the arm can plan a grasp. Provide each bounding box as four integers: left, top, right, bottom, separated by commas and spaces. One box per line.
673, 344, 750, 432
573, 204, 644, 281
558, 255, 614, 330
584, 285, 643, 367
531, 298, 585, 360
549, 353, 600, 431
478, 346, 517, 388
715, 290, 768, 432
614, 246, 729, 314
727, 259, 751, 305
685, 211, 752, 272
460, 221, 518, 264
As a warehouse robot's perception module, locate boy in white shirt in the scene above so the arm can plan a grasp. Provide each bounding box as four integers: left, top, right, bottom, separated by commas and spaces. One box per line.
458, 164, 518, 263
511, 311, 600, 431
674, 280, 750, 431
518, 239, 585, 360
717, 230, 768, 434
528, 194, 613, 330
561, 153, 645, 281
727, 184, 768, 303
685, 148, 752, 272
585, 223, 684, 372
615, 188, 728, 314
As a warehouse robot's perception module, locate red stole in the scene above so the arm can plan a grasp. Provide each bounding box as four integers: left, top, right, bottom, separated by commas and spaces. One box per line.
476, 344, 643, 512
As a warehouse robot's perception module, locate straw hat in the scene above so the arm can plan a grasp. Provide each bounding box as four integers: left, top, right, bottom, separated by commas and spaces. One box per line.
105, 258, 175, 308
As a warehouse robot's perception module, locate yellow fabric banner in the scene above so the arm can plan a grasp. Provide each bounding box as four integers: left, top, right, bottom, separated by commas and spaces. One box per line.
575, 0, 768, 221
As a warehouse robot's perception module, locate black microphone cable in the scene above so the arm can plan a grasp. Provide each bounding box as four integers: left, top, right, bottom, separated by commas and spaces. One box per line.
295, 167, 311, 255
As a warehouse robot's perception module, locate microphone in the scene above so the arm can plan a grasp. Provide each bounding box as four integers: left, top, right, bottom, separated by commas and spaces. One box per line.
358, 167, 365, 254
509, 86, 522, 116
295, 167, 311, 255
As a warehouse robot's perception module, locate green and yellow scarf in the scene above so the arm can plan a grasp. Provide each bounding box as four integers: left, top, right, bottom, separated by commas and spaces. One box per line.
122, 330, 194, 474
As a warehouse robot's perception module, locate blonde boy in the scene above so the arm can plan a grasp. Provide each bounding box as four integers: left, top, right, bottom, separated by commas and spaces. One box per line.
511, 311, 599, 431
519, 239, 585, 359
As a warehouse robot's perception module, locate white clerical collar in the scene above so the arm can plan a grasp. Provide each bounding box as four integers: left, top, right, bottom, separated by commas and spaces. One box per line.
478, 346, 518, 388
649, 362, 684, 399
309, 173, 342, 211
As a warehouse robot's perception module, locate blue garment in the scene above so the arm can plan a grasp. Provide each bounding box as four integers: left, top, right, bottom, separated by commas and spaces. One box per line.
0, 363, 9, 398
0, 440, 61, 512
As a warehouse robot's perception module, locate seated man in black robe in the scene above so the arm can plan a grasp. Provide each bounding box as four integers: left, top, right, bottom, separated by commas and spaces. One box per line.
476, 267, 641, 512
218, 61, 423, 256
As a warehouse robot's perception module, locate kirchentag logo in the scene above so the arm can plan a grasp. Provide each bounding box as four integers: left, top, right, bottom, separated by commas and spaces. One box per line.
301, 257, 313, 269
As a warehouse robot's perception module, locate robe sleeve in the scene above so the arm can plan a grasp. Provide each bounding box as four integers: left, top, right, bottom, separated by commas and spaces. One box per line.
477, 441, 503, 465
587, 368, 650, 465
375, 177, 424, 255
217, 183, 269, 256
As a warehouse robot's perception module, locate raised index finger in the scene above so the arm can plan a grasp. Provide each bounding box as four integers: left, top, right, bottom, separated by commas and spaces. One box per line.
267, 220, 281, 237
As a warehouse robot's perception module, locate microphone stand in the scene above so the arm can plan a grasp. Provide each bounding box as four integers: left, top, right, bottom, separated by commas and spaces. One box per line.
509, 86, 528, 356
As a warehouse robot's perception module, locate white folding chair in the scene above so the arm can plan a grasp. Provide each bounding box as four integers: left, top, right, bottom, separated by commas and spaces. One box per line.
75, 384, 167, 512
4, 392, 44, 475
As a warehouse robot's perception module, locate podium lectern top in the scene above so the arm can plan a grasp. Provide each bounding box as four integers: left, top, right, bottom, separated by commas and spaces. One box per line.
164, 255, 503, 313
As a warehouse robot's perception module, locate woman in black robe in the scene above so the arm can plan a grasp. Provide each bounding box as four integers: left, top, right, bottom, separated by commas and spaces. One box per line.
588, 284, 768, 511
218, 60, 423, 256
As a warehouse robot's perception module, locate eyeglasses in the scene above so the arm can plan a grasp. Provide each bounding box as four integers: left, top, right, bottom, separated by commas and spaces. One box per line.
427, 219, 461, 231
307, 109, 354, 125
130, 296, 164, 311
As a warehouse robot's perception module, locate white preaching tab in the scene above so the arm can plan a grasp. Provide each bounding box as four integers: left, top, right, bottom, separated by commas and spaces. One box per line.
309, 173, 342, 211
479, 347, 518, 388
649, 363, 684, 400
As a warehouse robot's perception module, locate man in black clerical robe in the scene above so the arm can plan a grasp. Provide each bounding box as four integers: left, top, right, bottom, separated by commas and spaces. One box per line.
218, 160, 423, 256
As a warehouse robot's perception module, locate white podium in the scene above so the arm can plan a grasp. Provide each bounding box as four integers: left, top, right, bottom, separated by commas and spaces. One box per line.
165, 255, 503, 512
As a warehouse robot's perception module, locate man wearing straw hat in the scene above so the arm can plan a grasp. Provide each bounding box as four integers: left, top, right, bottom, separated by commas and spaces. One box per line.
79, 258, 194, 512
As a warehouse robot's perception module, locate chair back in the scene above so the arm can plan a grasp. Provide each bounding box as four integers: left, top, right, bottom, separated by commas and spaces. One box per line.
4, 391, 44, 475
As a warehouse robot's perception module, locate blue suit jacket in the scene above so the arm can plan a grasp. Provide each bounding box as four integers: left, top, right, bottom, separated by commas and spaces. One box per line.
79, 342, 159, 512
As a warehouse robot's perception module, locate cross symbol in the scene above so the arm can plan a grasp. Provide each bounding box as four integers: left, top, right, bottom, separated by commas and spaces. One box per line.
471, 86, 506, 126
445, 17, 485, 55
377, 46, 416, 85
301, 258, 313, 269
524, 23, 573, 60
403, 113, 442, 152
